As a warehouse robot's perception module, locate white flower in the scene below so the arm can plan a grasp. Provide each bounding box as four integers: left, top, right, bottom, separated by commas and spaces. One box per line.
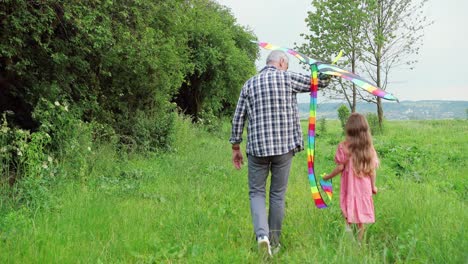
54, 101, 60, 106
64, 105, 69, 112
17, 150, 22, 156
0, 147, 6, 153
42, 162, 48, 169
87, 147, 91, 151
48, 156, 53, 162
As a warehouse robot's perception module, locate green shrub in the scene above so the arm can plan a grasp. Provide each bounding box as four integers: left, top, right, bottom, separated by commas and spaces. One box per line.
120, 106, 175, 152
0, 113, 55, 208
337, 104, 350, 133
366, 112, 383, 135
197, 108, 222, 134
318, 117, 327, 136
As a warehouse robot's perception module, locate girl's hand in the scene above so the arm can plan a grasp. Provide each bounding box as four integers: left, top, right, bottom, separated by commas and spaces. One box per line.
372, 186, 378, 194
321, 173, 329, 181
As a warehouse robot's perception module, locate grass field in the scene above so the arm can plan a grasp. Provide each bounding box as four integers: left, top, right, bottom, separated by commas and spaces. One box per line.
0, 117, 466, 263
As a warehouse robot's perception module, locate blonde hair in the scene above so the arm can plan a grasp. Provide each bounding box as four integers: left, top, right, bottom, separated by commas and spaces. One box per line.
345, 113, 377, 177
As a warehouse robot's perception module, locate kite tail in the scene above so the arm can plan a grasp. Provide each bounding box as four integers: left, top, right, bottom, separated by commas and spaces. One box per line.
308, 64, 332, 209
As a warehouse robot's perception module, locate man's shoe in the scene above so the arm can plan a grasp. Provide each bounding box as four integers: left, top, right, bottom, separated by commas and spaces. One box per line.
257, 236, 272, 256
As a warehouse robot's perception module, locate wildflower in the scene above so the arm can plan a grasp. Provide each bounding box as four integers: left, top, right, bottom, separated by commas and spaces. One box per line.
42, 162, 48, 169
0, 147, 6, 153
48, 156, 53, 162
17, 150, 22, 156
87, 146, 91, 151
64, 105, 69, 112
54, 101, 60, 106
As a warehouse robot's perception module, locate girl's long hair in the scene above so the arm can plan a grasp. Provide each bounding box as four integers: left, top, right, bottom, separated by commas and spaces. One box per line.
345, 113, 377, 177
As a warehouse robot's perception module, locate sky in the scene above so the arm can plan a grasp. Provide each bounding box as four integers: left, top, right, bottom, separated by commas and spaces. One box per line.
215, 0, 468, 102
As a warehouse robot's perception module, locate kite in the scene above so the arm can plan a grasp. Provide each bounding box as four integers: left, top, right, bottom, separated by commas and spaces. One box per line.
254, 41, 398, 209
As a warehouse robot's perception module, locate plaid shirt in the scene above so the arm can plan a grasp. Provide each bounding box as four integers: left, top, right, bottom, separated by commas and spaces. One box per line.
230, 66, 328, 157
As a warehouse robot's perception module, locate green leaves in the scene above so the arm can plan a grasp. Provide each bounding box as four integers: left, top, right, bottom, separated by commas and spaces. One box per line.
0, 0, 257, 156
174, 1, 257, 120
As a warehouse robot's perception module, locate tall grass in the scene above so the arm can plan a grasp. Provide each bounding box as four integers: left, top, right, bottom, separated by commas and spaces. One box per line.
0, 117, 466, 263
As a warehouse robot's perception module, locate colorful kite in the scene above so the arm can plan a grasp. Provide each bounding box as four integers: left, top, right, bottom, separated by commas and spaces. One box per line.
254, 41, 398, 209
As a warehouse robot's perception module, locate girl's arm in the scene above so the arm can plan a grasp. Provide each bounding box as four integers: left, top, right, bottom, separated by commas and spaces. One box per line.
371, 148, 379, 194
371, 173, 378, 194
323, 164, 344, 181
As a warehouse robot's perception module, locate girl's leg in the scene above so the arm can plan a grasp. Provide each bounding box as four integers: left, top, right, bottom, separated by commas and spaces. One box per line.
345, 221, 352, 232
357, 223, 365, 241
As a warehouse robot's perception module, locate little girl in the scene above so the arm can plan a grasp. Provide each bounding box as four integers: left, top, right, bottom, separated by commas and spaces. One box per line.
323, 113, 379, 241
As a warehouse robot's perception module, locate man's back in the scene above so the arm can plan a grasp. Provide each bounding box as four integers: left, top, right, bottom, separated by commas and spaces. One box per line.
230, 66, 311, 157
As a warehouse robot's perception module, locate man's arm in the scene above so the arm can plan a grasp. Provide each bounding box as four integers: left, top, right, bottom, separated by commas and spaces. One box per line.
290, 72, 331, 93
230, 87, 248, 169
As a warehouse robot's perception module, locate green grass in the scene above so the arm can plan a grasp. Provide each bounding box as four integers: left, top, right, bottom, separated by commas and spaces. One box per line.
0, 118, 466, 263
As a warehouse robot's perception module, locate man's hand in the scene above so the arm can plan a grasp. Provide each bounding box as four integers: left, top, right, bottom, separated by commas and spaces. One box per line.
318, 72, 333, 88
232, 149, 244, 170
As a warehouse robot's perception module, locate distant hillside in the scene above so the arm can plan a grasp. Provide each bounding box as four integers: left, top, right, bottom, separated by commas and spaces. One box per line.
298, 100, 468, 120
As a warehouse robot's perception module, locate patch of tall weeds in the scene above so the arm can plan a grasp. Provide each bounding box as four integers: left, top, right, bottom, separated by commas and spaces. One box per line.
0, 99, 100, 210
0, 113, 55, 209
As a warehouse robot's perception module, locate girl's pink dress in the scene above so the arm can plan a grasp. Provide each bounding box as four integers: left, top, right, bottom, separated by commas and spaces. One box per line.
335, 142, 378, 224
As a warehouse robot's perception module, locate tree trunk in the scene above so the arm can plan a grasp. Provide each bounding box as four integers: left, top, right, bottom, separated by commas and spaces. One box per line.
376, 0, 384, 130
376, 53, 383, 130
377, 97, 383, 130
351, 51, 356, 113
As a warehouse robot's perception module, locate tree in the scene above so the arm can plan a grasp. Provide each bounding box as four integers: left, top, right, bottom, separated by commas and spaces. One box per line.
362, 0, 431, 129
174, 0, 257, 121
298, 0, 369, 112
0, 0, 257, 152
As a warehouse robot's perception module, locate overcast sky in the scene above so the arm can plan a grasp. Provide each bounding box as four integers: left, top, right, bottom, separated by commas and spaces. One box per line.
216, 0, 468, 102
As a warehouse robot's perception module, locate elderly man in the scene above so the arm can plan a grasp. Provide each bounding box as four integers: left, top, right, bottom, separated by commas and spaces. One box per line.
230, 50, 329, 256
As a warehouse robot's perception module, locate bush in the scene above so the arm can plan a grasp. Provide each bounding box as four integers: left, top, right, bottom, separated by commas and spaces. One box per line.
0, 113, 55, 208
197, 108, 221, 134
337, 104, 350, 133
318, 117, 327, 136
130, 109, 176, 153
366, 112, 383, 135
0, 98, 100, 208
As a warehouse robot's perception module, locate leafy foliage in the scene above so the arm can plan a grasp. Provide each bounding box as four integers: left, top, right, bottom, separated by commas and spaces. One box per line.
337, 104, 350, 132
0, 0, 256, 150
299, 0, 431, 127
0, 1, 258, 206
174, 1, 257, 120
298, 0, 369, 111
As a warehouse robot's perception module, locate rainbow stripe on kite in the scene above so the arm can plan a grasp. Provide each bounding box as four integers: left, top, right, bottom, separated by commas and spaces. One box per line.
317, 64, 399, 101
308, 64, 333, 208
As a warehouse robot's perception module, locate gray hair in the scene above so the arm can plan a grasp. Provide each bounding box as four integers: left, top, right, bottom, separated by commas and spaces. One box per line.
266, 50, 289, 65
